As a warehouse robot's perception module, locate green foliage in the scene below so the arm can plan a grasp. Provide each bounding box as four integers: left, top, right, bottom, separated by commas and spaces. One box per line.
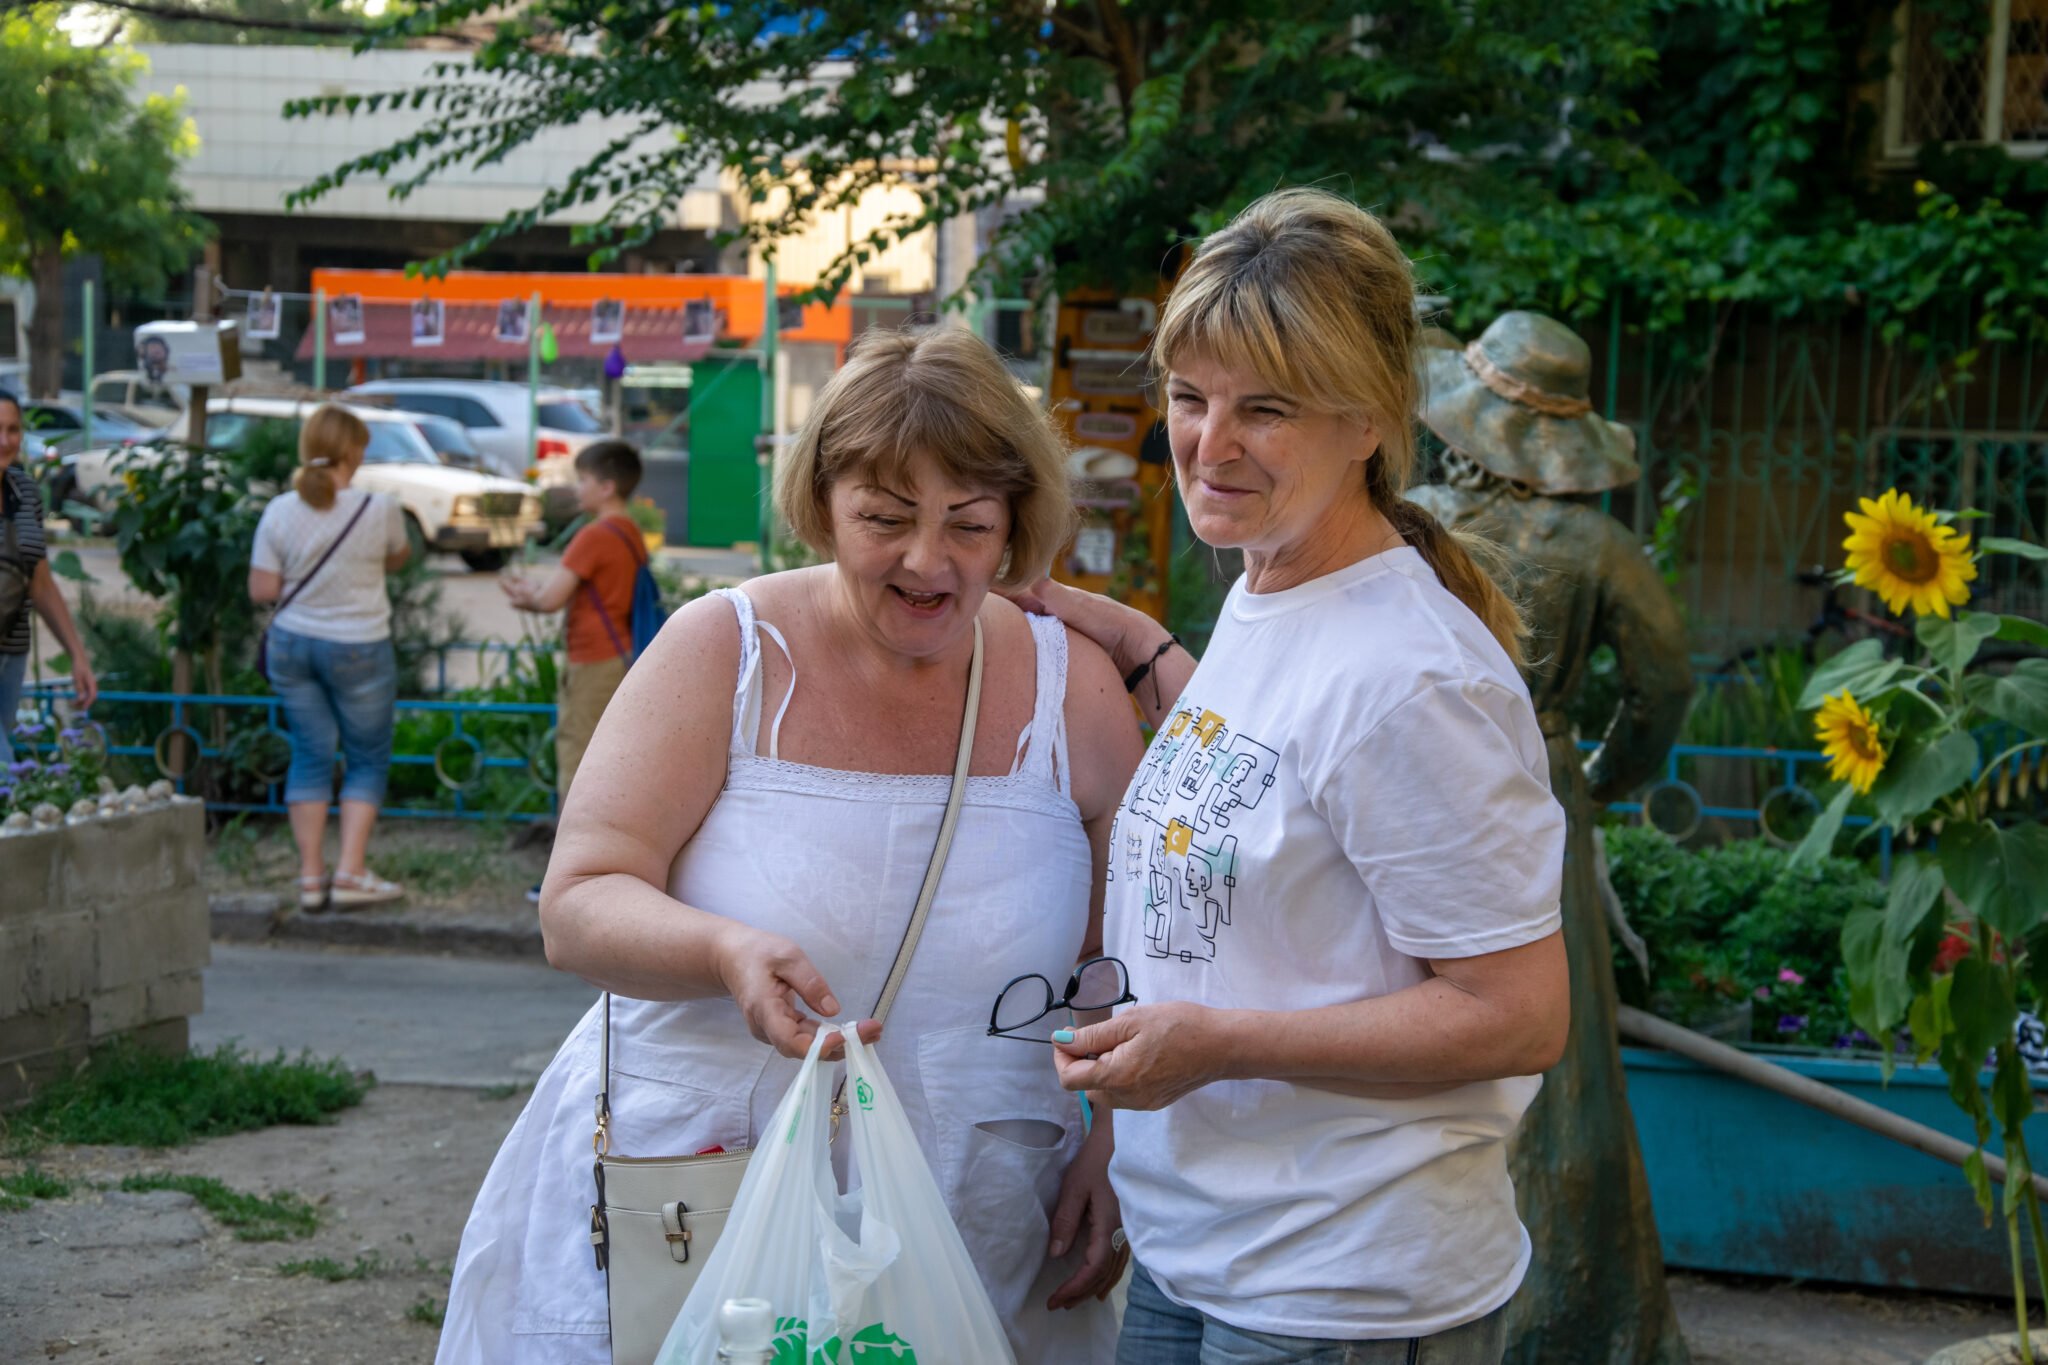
279, 1253, 384, 1281
0, 7, 209, 392
286, 1, 2048, 355
118, 1172, 319, 1241
0, 1041, 370, 1155
406, 1294, 446, 1327
106, 440, 267, 663
1605, 825, 1877, 1048
1791, 502, 2048, 1348
0, 1166, 72, 1203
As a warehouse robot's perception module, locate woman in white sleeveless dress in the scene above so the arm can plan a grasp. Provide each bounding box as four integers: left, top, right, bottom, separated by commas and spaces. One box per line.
436, 329, 1143, 1365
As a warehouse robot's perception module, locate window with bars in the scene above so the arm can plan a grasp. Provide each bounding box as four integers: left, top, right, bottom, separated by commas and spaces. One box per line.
1886, 0, 2048, 153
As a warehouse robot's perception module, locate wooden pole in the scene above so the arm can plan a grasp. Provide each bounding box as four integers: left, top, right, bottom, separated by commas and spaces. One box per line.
1617, 1004, 2048, 1200
167, 266, 214, 782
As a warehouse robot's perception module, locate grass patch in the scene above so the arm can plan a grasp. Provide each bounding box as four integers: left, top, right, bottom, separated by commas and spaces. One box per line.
120, 1173, 319, 1241
371, 841, 510, 896
406, 1294, 445, 1327
279, 1253, 382, 1281
0, 1166, 73, 1201
0, 1194, 25, 1213
0, 1041, 371, 1155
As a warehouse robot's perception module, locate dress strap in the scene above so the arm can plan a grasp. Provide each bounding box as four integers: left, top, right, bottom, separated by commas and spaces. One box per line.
715, 586, 798, 761
1008, 612, 1072, 798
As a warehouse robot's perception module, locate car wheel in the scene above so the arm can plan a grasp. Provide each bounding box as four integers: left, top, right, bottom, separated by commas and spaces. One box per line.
460, 549, 510, 573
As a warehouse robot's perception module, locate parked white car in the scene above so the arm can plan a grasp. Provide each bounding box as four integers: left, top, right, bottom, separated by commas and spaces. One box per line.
87, 369, 189, 429
342, 380, 607, 516
73, 396, 546, 572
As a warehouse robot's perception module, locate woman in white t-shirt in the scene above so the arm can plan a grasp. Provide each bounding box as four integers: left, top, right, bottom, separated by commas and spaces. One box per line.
249, 405, 412, 911
1020, 189, 1570, 1362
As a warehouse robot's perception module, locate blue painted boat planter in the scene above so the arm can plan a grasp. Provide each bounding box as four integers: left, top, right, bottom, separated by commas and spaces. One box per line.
1623, 1045, 2045, 1296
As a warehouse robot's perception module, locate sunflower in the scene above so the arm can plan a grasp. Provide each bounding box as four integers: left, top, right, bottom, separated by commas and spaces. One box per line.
1842, 488, 1976, 618
1815, 690, 1887, 794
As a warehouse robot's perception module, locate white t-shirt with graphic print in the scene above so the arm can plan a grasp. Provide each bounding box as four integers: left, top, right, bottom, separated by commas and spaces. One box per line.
1104, 545, 1566, 1341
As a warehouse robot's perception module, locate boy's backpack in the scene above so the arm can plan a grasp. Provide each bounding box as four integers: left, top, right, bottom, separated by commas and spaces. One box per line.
586, 517, 669, 665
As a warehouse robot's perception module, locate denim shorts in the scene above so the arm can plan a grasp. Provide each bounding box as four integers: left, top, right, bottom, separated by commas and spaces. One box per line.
266, 627, 398, 806
1119, 1264, 1508, 1365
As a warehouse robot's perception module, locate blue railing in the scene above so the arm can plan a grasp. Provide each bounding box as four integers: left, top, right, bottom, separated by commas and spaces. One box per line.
19, 685, 557, 822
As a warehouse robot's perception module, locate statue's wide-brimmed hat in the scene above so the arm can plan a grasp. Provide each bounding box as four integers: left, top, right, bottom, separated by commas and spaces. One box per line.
1418, 311, 1640, 494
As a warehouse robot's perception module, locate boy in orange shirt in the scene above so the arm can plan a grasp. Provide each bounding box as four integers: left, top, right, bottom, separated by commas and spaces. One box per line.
501, 440, 647, 818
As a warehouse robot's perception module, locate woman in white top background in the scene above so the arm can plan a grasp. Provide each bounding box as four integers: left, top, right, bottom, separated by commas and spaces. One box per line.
1026, 188, 1571, 1362
435, 329, 1143, 1365
249, 404, 411, 911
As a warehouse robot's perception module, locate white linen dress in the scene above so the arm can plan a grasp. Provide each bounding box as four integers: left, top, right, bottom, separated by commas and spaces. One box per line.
436, 587, 1116, 1364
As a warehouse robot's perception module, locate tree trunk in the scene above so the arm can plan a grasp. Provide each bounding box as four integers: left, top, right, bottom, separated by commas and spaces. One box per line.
1505, 738, 1691, 1365
28, 245, 66, 400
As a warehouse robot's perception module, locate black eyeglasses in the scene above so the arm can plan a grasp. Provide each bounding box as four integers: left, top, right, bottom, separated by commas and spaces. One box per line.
987, 956, 1137, 1043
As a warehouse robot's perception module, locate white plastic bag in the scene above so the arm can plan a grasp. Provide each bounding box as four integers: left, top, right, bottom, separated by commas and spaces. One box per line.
655, 1023, 1017, 1365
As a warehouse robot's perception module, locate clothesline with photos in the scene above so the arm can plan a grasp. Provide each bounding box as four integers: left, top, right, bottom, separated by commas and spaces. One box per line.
223, 282, 718, 350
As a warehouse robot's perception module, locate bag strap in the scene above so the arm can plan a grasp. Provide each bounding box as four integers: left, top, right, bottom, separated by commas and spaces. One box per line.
581, 517, 645, 662
275, 496, 374, 617
597, 514, 650, 568
595, 616, 985, 1156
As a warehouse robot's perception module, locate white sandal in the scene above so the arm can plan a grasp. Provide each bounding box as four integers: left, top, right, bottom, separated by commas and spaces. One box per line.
295, 874, 329, 913
329, 871, 405, 908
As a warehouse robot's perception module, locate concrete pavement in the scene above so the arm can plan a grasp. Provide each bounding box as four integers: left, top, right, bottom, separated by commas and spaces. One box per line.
191, 943, 597, 1088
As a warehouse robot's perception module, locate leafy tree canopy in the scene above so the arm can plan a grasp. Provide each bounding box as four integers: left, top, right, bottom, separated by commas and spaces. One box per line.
0, 6, 210, 392
288, 0, 2048, 338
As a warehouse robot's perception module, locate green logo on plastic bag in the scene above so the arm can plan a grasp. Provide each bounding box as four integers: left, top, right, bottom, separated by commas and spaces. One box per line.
767, 1318, 916, 1364
855, 1079, 874, 1111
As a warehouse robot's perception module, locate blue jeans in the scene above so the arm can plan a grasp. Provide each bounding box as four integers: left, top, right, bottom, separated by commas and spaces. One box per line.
267, 628, 398, 806
1119, 1264, 1509, 1365
0, 650, 27, 767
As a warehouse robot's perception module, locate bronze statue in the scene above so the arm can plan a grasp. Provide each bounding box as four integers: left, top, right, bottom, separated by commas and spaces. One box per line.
1413, 311, 1694, 1365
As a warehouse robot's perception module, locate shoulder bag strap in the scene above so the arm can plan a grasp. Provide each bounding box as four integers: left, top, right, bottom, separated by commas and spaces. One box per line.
582, 517, 644, 661
596, 617, 985, 1149
598, 514, 650, 568
275, 496, 374, 617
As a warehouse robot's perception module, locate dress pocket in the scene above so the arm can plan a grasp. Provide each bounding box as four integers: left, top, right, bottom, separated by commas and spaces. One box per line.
916, 1024, 1082, 1322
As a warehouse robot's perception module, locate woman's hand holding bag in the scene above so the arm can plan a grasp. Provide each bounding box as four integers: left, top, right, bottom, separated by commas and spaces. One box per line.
655, 1022, 1017, 1365
713, 923, 883, 1060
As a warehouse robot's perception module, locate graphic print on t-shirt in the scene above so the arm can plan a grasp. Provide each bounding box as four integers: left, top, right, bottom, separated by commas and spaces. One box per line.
1111, 700, 1278, 963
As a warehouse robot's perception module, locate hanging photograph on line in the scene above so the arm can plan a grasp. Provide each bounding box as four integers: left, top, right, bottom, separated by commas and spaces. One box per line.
591, 297, 624, 345
412, 297, 446, 347
495, 298, 530, 345
245, 289, 281, 341
329, 293, 365, 346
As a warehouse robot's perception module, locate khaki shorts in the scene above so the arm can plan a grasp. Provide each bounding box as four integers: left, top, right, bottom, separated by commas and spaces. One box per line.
555, 655, 628, 804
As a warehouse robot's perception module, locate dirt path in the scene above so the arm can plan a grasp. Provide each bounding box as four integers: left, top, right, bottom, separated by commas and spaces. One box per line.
1, 1084, 521, 1365
0, 1082, 2019, 1364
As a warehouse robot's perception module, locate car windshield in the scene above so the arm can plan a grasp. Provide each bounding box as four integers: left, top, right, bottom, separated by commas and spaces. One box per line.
537, 399, 603, 434
86, 407, 160, 438
362, 422, 439, 466
413, 415, 480, 458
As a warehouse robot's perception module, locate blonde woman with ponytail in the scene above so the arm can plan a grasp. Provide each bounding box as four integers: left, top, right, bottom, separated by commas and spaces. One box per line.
1025, 189, 1568, 1363
249, 403, 412, 912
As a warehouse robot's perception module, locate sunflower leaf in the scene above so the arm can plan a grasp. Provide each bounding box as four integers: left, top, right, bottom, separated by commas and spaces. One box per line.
1941, 820, 2004, 915
1995, 615, 2048, 650
1983, 826, 2048, 940
1951, 957, 2017, 1071
1786, 783, 1855, 870
1797, 639, 1904, 712
1869, 730, 1979, 826
1918, 613, 2001, 674
1964, 660, 2048, 739
1981, 536, 2048, 562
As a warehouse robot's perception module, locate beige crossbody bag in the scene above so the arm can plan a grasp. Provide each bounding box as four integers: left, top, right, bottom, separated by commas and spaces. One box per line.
589, 618, 985, 1365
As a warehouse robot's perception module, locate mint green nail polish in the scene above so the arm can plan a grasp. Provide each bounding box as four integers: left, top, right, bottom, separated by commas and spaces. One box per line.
1052, 1029, 1075, 1044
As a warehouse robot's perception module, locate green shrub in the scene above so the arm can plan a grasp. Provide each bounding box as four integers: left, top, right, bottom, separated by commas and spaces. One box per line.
119, 1172, 319, 1241
0, 1041, 370, 1155
1604, 826, 1883, 1049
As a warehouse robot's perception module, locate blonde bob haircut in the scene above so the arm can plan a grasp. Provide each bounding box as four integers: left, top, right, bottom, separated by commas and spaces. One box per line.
1154, 187, 1527, 665
293, 403, 370, 512
774, 327, 1075, 589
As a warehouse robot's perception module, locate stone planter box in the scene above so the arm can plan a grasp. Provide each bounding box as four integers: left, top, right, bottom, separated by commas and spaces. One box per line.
0, 801, 210, 1104
1625, 1044, 2045, 1296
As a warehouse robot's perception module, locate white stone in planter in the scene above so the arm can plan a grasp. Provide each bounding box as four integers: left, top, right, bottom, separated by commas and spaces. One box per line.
1, 811, 30, 835
66, 798, 98, 826
146, 780, 175, 804
96, 776, 115, 795
1925, 1334, 2032, 1364
31, 802, 61, 827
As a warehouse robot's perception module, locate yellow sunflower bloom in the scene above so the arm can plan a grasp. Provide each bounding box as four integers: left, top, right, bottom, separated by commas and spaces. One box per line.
1842, 488, 1977, 618
1815, 690, 1886, 794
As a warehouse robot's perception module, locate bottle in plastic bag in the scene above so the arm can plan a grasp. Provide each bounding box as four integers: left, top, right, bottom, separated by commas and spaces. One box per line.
715, 1298, 774, 1364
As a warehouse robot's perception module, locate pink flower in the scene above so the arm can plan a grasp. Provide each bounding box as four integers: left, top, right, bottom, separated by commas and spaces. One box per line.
1778, 968, 1805, 986
1754, 986, 1771, 1001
